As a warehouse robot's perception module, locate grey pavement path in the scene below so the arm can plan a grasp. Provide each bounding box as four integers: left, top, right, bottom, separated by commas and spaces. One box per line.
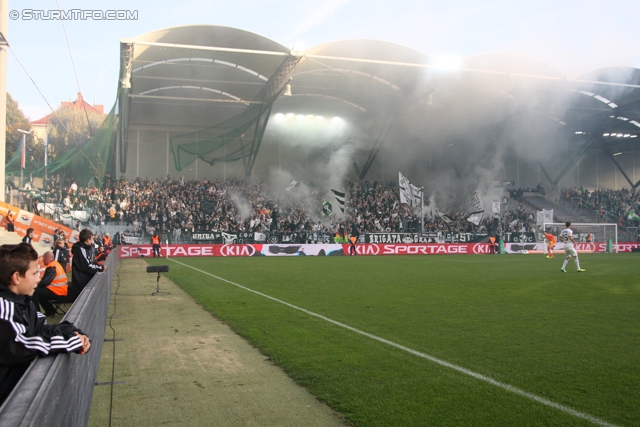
88, 258, 347, 427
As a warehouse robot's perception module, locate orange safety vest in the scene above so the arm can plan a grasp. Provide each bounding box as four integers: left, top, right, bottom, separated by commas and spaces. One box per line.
45, 260, 68, 296
152, 235, 160, 245
104, 236, 112, 246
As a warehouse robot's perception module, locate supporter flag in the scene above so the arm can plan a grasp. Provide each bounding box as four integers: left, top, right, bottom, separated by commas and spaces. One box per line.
466, 191, 484, 226
536, 209, 553, 225
628, 207, 640, 221
285, 180, 299, 192
398, 172, 422, 208
201, 201, 217, 215
331, 189, 345, 213
492, 199, 501, 214
322, 201, 333, 216
435, 210, 452, 224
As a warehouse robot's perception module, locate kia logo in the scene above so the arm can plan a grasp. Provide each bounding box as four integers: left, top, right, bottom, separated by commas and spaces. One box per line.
356, 244, 380, 255
220, 244, 256, 257
472, 243, 488, 254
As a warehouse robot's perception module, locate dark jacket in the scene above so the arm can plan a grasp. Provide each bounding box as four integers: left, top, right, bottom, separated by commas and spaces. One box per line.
0, 286, 84, 404
53, 245, 70, 267
70, 241, 104, 300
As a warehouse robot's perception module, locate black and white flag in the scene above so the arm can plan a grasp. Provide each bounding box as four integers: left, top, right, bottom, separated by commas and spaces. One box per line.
466, 191, 484, 226
331, 189, 346, 213
398, 172, 422, 209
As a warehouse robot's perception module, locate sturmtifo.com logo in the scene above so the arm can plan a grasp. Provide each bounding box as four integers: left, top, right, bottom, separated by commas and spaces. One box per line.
11, 9, 138, 20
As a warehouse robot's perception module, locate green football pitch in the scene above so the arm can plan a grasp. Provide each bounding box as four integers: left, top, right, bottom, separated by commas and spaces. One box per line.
146, 253, 639, 427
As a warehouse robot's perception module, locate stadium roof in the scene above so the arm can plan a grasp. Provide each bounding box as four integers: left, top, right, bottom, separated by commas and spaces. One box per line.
118, 25, 640, 182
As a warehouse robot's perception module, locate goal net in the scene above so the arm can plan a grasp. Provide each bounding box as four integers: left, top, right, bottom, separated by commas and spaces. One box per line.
542, 223, 618, 253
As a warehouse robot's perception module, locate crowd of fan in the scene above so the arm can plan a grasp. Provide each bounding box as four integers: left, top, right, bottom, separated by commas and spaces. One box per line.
562, 187, 640, 225
23, 175, 553, 241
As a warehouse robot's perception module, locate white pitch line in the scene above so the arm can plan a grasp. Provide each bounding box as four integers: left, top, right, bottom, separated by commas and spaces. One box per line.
167, 257, 620, 427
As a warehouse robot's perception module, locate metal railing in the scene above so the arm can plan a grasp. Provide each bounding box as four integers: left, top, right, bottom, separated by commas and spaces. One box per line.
0, 254, 116, 427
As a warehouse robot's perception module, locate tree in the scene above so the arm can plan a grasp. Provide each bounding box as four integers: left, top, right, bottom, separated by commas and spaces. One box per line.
5, 93, 33, 159
47, 105, 105, 159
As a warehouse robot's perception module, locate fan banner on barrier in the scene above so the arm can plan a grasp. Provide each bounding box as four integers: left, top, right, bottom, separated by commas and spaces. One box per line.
365, 232, 495, 244
122, 230, 143, 244
190, 232, 265, 243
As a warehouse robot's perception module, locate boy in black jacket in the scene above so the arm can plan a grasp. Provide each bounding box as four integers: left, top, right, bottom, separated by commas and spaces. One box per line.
70, 229, 105, 300
0, 243, 91, 405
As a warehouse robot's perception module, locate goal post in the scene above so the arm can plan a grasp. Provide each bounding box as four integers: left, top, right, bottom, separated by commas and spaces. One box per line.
542, 223, 618, 253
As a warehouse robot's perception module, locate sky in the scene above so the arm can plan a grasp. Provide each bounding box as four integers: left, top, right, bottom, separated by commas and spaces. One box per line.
5, 0, 640, 121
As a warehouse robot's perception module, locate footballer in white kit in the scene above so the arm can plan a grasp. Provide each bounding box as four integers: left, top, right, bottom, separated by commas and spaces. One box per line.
559, 222, 585, 272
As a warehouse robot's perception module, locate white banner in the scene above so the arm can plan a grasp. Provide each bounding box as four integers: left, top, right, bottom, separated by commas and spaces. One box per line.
398, 172, 422, 209
468, 191, 484, 213
467, 191, 484, 225
536, 209, 553, 225
492, 199, 501, 214
467, 213, 483, 226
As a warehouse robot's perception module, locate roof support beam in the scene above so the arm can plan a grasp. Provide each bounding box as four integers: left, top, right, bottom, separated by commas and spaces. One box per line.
128, 40, 289, 57
604, 150, 636, 189
359, 77, 441, 179
550, 135, 599, 187
241, 54, 302, 178
538, 162, 554, 185
129, 94, 262, 104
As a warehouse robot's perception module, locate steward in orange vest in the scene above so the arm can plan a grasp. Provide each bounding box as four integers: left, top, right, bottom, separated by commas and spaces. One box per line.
489, 236, 498, 254
151, 233, 161, 258
103, 234, 114, 254
32, 251, 68, 317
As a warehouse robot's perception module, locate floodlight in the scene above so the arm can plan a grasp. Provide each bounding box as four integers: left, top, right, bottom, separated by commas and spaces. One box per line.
613, 152, 622, 156
433, 56, 462, 71
603, 133, 610, 136
286, 113, 294, 118
332, 117, 342, 122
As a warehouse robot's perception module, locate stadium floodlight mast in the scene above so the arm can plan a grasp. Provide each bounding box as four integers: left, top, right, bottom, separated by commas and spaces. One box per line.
17, 129, 33, 188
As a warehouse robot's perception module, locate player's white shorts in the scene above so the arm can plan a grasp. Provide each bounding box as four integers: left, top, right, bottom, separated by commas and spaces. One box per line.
564, 245, 577, 257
